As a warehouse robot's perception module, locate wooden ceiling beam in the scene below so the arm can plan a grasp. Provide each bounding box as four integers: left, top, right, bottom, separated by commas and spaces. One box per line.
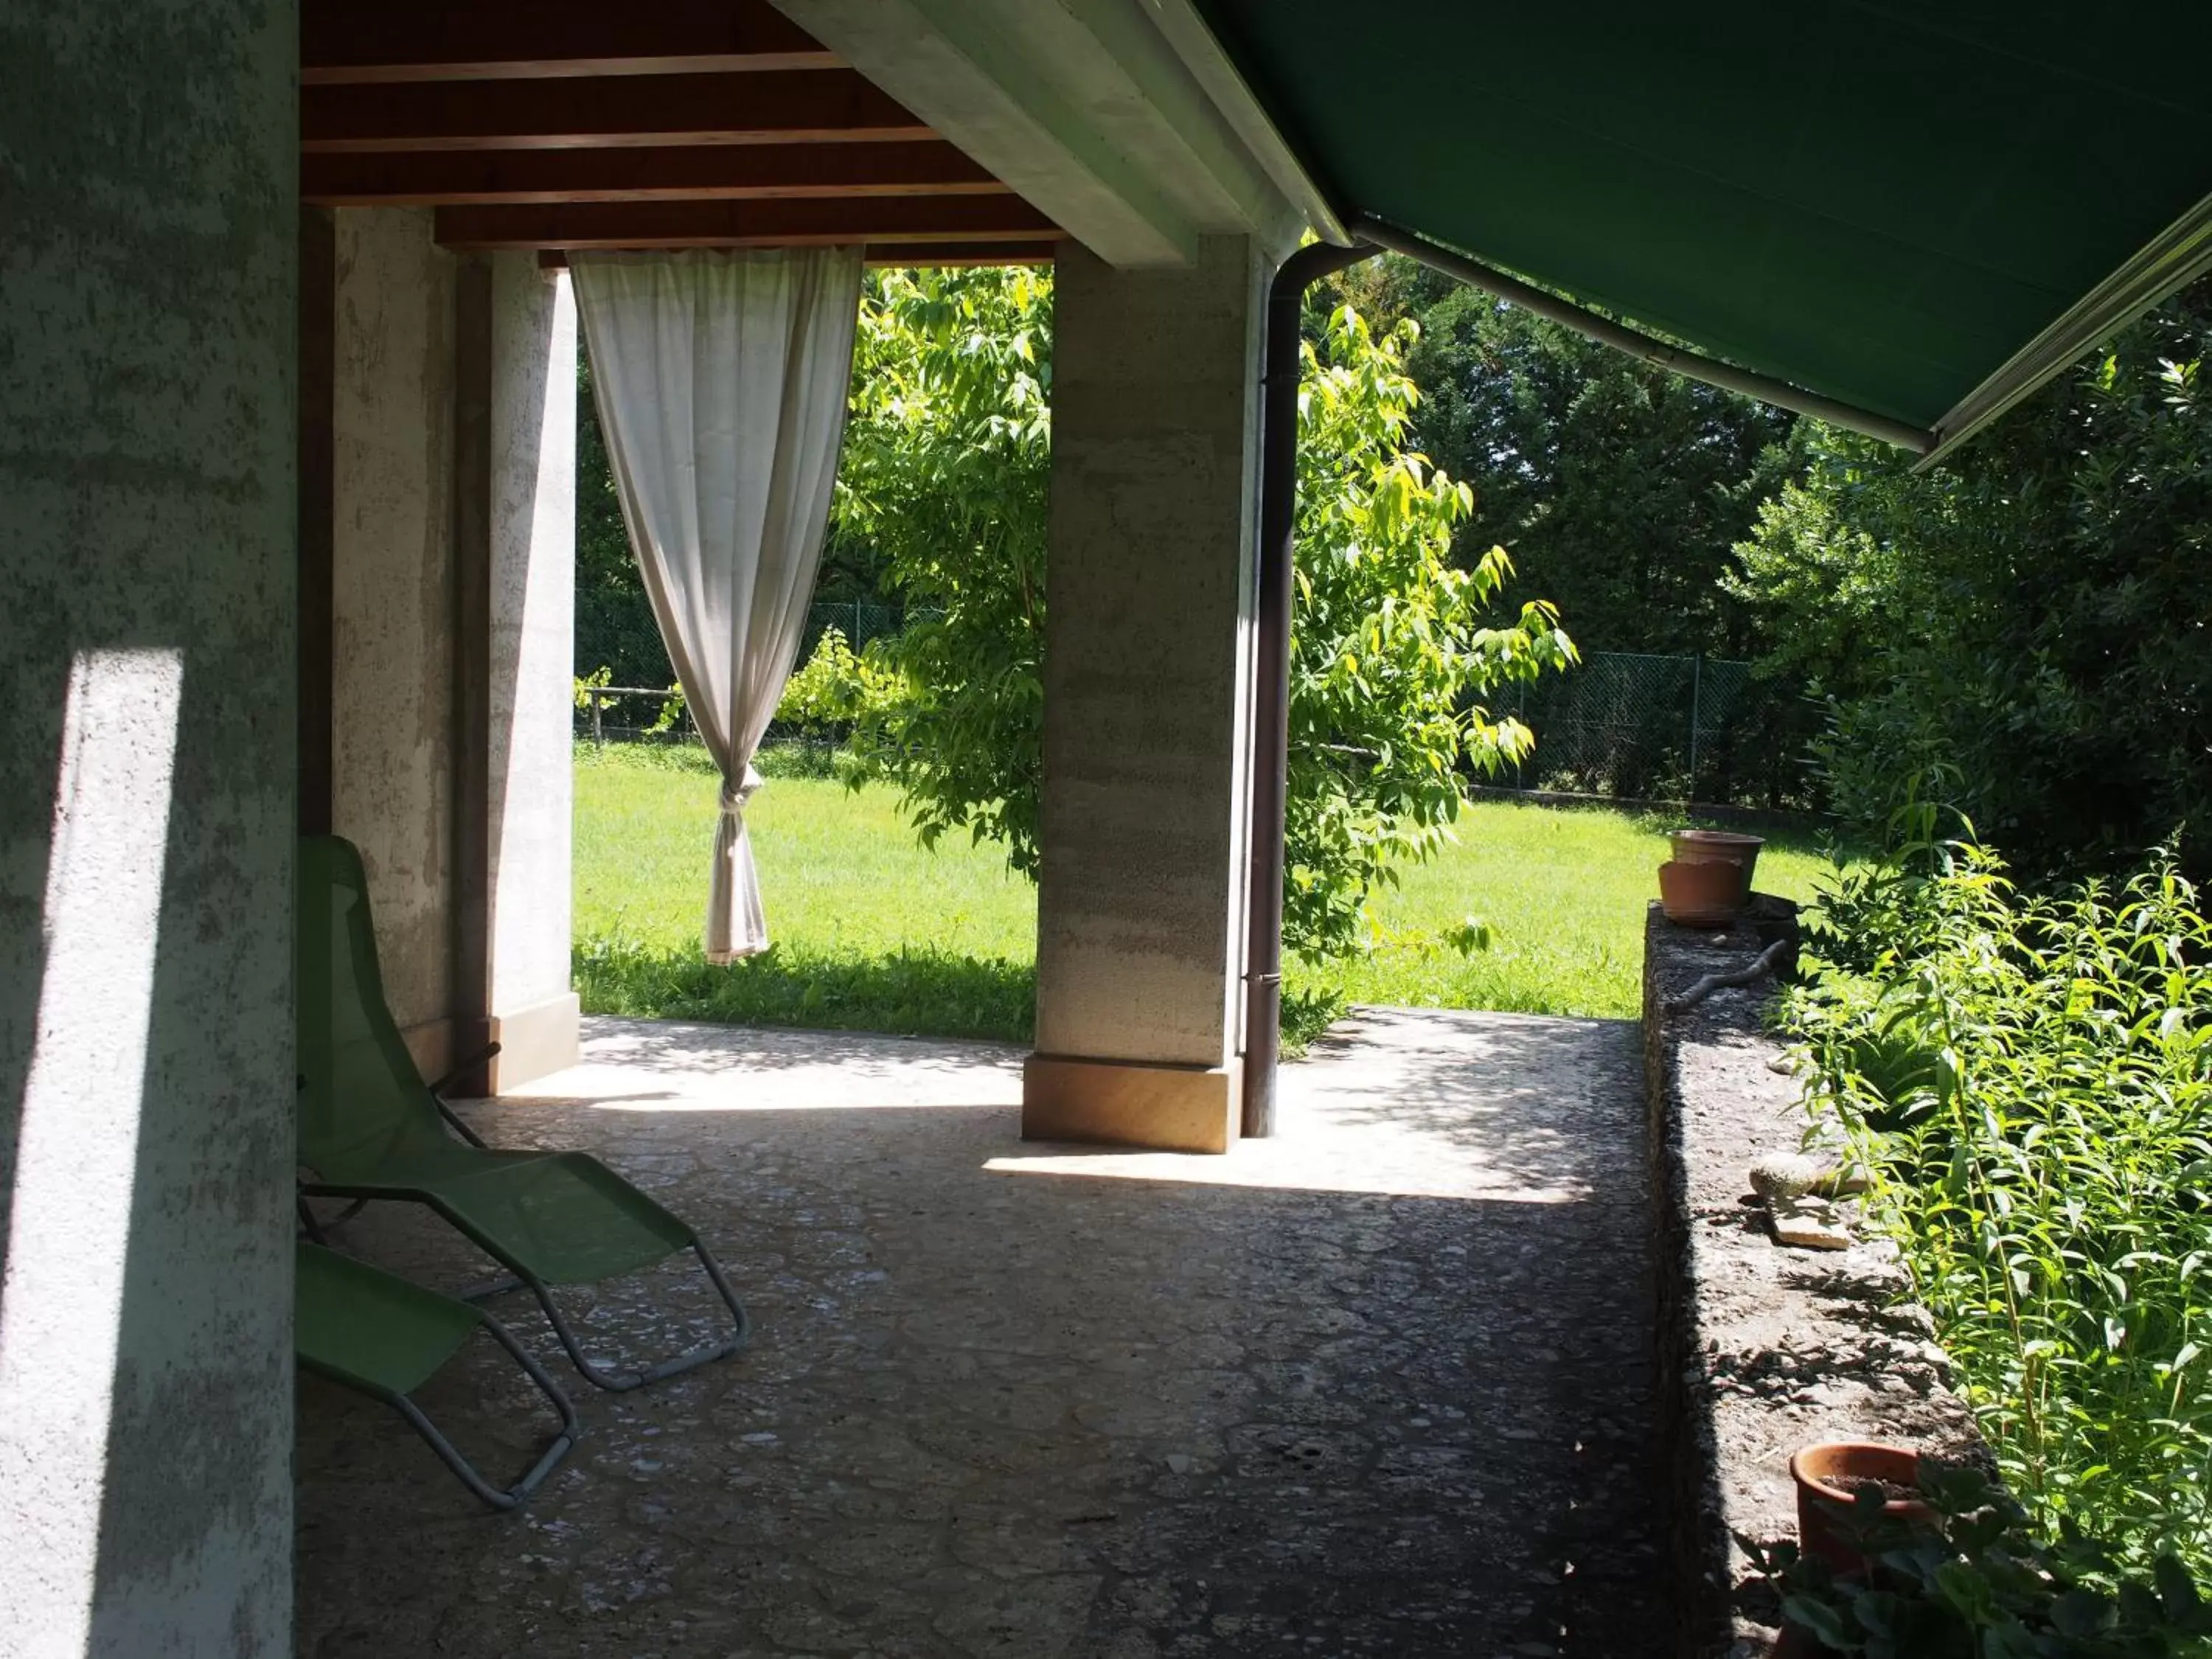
863, 243, 1058, 268
538, 243, 1058, 269
302, 0, 834, 83
437, 195, 1063, 251
302, 70, 928, 153
302, 142, 1006, 207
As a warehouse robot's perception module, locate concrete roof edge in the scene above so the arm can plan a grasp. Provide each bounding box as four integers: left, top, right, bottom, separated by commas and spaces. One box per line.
768, 0, 1315, 268
1135, 0, 1349, 248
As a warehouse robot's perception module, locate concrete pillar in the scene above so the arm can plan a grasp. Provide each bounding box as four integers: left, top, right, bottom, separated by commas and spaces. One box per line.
1023, 237, 1265, 1154
0, 4, 297, 1652
330, 207, 462, 1078
484, 256, 580, 1089
327, 220, 578, 1092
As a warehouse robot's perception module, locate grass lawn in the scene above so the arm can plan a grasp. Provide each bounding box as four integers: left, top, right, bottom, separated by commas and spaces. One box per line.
574, 745, 1836, 1044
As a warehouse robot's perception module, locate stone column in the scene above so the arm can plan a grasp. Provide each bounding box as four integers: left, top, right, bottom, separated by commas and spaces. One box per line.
328, 221, 580, 1093
484, 256, 580, 1089
330, 206, 462, 1079
0, 3, 297, 1650
1023, 237, 1265, 1154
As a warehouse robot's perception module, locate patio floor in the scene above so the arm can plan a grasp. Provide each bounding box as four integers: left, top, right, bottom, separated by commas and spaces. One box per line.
296, 1007, 1663, 1658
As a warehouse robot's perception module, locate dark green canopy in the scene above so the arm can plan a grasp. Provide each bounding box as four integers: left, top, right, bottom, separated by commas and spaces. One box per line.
1196, 1, 2212, 455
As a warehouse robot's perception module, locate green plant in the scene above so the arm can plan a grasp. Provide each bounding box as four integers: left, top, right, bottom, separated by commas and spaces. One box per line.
773, 625, 908, 759
1767, 1464, 2212, 1657
833, 264, 1053, 872
1730, 279, 2212, 877
1281, 302, 1577, 956
1785, 824, 2212, 1574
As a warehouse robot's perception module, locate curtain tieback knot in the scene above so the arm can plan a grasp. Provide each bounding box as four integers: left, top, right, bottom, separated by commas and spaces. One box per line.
720, 764, 764, 818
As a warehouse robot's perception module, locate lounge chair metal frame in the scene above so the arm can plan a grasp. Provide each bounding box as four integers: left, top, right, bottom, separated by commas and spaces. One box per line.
298, 1057, 750, 1392
296, 835, 751, 1394
295, 1241, 582, 1511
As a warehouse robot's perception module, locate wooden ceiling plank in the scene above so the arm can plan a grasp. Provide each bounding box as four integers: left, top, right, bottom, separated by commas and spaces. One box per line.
302, 142, 1006, 207
540, 243, 1059, 268
302, 70, 929, 153
435, 195, 1063, 251
302, 0, 834, 83
863, 243, 1058, 267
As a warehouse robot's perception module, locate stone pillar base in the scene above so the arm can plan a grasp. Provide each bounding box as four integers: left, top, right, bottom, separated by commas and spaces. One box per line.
487, 991, 580, 1093
1021, 1054, 1242, 1154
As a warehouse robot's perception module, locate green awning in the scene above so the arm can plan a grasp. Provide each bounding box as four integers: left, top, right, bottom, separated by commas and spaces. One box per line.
1194, 1, 2212, 456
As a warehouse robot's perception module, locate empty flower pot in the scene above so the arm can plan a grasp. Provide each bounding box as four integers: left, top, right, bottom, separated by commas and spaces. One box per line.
1671, 828, 1764, 894
1790, 1441, 1933, 1575
1657, 857, 1746, 925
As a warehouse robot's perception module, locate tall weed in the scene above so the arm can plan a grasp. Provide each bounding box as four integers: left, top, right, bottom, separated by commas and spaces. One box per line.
1787, 830, 2212, 1572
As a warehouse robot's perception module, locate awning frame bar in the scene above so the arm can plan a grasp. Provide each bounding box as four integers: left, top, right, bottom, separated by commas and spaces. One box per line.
1349, 215, 1937, 454
1919, 188, 2212, 468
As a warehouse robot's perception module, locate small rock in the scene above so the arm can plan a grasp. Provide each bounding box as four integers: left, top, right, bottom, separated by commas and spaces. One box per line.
1771, 1196, 1852, 1251
1749, 1152, 1826, 1201
1164, 1453, 1193, 1475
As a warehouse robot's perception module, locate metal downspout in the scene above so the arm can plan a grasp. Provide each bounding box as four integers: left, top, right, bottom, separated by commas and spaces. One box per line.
1242, 238, 1377, 1138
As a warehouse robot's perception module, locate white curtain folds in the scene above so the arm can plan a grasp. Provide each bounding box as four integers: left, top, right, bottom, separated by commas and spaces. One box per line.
572, 248, 862, 962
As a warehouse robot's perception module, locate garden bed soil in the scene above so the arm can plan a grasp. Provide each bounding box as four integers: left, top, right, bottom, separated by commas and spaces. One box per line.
1643, 899, 1986, 1657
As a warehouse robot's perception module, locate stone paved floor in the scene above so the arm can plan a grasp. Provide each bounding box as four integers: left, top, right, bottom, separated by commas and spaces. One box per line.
296, 1009, 1663, 1658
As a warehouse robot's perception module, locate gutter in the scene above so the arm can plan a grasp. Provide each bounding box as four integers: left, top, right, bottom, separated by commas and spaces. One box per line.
1242, 236, 1377, 1138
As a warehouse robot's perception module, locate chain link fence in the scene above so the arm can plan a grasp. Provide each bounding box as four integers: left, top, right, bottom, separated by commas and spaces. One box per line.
576, 599, 914, 747
1503, 652, 1815, 809
579, 625, 1812, 810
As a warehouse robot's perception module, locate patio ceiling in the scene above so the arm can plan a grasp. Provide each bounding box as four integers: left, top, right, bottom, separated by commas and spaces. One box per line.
1192, 0, 2212, 458
299, 0, 1065, 263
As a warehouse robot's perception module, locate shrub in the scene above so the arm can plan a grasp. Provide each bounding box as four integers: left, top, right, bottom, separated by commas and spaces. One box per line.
1767, 1464, 2212, 1657
1785, 823, 2212, 1574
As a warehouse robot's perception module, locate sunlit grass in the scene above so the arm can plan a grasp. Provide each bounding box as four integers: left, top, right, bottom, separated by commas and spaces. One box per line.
1290, 796, 1833, 1027
574, 745, 1837, 1043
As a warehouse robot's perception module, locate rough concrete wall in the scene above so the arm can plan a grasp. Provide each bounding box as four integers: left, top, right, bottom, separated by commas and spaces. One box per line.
485, 257, 578, 1071
1032, 237, 1264, 1068
330, 208, 458, 1052
1644, 902, 1985, 1656
0, 4, 296, 1653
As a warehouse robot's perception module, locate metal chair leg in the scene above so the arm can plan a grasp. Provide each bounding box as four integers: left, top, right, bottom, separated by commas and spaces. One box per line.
386, 1316, 582, 1510
517, 1240, 751, 1393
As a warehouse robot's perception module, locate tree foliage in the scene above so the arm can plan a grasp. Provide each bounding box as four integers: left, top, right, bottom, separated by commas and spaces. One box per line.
1729, 279, 2212, 876
1342, 257, 1795, 658
575, 358, 675, 689
834, 265, 1574, 956
1283, 302, 1576, 953
833, 265, 1053, 871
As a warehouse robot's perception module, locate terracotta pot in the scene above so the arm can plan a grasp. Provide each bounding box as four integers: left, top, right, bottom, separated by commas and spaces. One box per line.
1672, 828, 1764, 892
1657, 858, 1745, 925
1790, 1441, 1934, 1575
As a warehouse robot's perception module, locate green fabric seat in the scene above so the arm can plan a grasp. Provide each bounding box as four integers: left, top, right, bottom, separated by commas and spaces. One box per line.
296, 834, 748, 1390
295, 1241, 578, 1509
297, 1237, 481, 1397
369, 1150, 693, 1287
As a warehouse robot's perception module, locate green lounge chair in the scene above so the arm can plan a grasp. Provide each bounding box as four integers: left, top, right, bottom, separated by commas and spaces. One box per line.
296, 834, 748, 1391
296, 1240, 579, 1509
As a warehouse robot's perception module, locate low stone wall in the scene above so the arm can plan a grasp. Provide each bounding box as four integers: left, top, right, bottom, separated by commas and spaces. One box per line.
1643, 899, 1984, 1657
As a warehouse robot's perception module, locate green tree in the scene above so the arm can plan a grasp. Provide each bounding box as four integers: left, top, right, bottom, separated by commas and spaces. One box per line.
837, 266, 1575, 956
1728, 279, 2212, 874
1283, 302, 1576, 953
574, 357, 675, 689
835, 265, 1054, 869
1343, 257, 1795, 658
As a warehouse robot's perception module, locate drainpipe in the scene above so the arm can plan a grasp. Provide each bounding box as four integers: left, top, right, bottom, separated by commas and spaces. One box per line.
1242, 238, 1377, 1138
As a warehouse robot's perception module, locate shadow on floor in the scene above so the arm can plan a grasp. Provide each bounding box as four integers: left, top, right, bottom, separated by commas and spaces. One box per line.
297, 1013, 1663, 1658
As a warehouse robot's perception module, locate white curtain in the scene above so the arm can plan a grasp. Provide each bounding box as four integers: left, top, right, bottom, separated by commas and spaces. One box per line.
571, 247, 862, 962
